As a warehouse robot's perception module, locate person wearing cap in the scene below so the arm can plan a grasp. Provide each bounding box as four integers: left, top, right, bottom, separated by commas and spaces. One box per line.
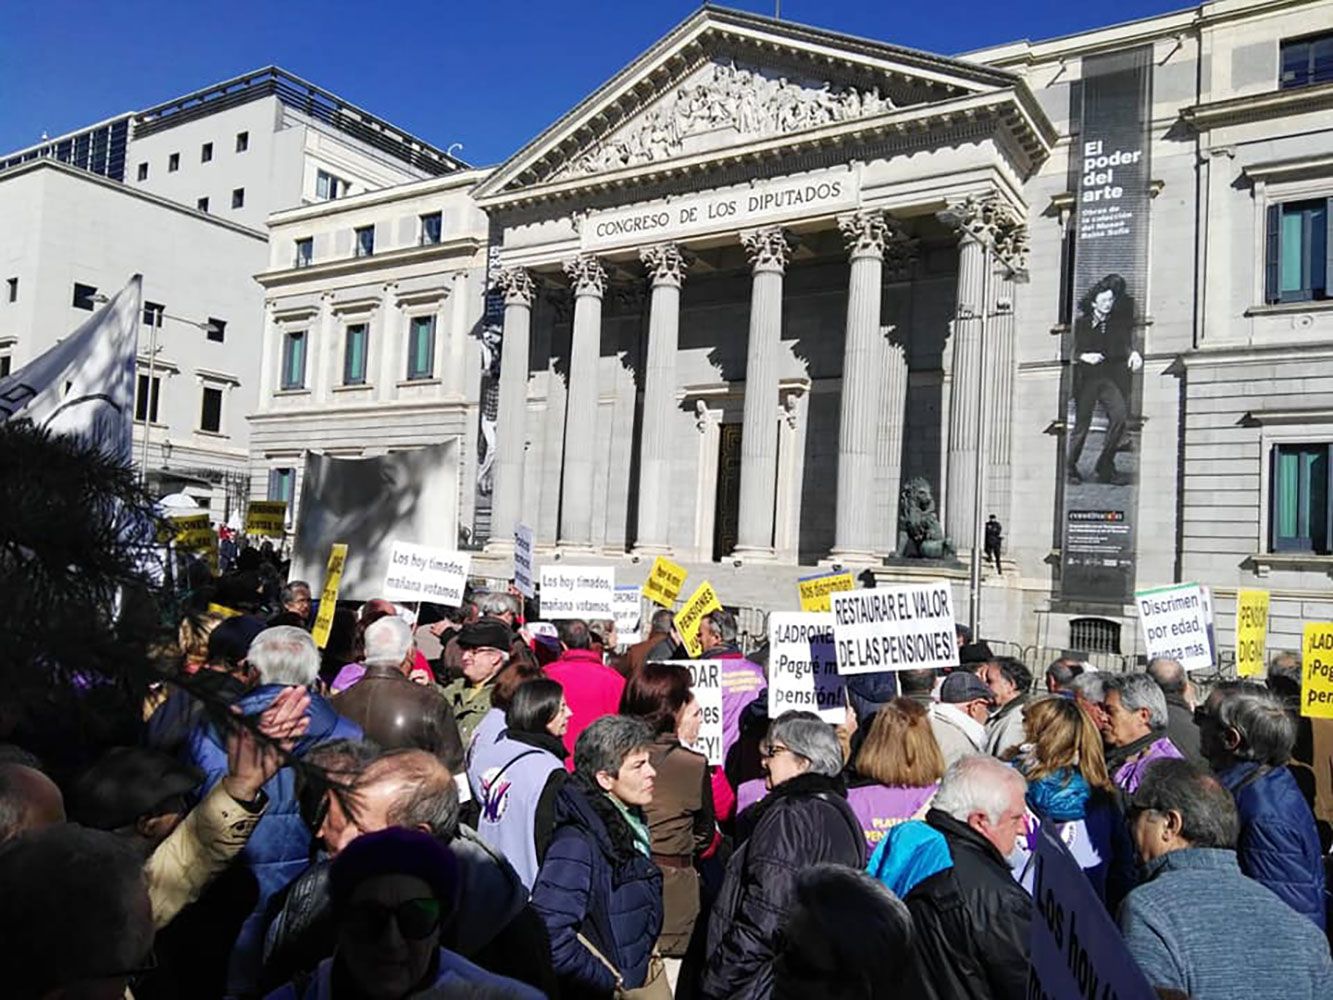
440, 617, 517, 748
264, 826, 542, 1000
929, 673, 994, 768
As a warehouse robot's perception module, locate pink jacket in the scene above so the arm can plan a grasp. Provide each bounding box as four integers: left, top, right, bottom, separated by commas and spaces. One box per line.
545, 649, 627, 769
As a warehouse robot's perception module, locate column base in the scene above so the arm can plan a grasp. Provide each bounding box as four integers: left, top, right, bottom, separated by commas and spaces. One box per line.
630, 544, 672, 561
821, 550, 881, 570
484, 539, 515, 557
554, 542, 601, 559
729, 545, 777, 564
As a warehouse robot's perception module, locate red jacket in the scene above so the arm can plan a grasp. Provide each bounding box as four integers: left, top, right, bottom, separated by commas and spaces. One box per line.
545, 649, 627, 769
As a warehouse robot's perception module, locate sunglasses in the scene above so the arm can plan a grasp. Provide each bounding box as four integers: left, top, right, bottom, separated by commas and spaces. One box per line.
345, 898, 442, 940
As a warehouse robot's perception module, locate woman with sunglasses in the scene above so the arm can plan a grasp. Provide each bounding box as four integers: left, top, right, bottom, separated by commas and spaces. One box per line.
264, 826, 542, 999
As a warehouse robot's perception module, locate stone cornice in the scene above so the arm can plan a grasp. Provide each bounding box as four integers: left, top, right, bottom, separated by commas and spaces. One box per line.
1180, 82, 1333, 133
255, 235, 482, 289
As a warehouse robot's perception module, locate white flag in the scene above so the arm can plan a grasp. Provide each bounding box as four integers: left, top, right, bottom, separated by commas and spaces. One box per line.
0, 274, 141, 463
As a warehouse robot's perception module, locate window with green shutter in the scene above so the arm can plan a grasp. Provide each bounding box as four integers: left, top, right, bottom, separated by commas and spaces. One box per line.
344, 323, 368, 385
281, 330, 307, 390
1271, 443, 1331, 553
407, 316, 435, 380
1266, 199, 1330, 303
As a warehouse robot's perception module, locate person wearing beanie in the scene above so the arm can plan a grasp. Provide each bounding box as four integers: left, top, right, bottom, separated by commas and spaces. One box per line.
266, 827, 542, 999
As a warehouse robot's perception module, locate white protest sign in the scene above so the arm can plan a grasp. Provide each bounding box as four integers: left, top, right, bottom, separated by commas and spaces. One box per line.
513, 523, 535, 599
539, 565, 615, 619
1134, 583, 1212, 672
382, 541, 471, 607
613, 585, 642, 646
830, 582, 960, 675
768, 612, 847, 723
1028, 821, 1156, 1000
679, 659, 725, 765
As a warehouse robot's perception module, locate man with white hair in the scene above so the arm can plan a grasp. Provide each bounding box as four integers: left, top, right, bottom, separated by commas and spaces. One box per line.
185, 625, 363, 996
866, 755, 1031, 1000
332, 616, 465, 769
1102, 672, 1184, 794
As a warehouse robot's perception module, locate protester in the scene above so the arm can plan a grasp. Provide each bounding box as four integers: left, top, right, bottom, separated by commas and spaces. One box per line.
1147, 657, 1203, 765
928, 671, 993, 766
0, 761, 65, 845
186, 625, 363, 996
702, 711, 866, 1000
179, 609, 227, 672
865, 755, 1031, 1000
1010, 696, 1133, 904
1044, 656, 1084, 695
470, 678, 571, 889
1198, 684, 1326, 929
846, 697, 945, 851
697, 609, 766, 773
620, 663, 717, 978
1101, 672, 1183, 793
276, 580, 313, 626
1268, 651, 1333, 848
464, 650, 546, 770
264, 827, 543, 1000
332, 616, 465, 769
530, 715, 666, 998
545, 619, 628, 765
1118, 758, 1333, 998
770, 865, 913, 1000
957, 642, 994, 675
982, 657, 1033, 758
439, 618, 521, 747
898, 667, 937, 708
1067, 670, 1109, 729
625, 608, 677, 674
474, 592, 540, 674
334, 603, 435, 692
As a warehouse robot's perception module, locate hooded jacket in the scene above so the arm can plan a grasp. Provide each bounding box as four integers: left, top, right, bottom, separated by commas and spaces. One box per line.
702, 771, 866, 1000
545, 650, 627, 767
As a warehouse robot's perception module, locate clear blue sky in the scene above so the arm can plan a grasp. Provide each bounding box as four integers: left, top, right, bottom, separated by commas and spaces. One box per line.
1, 0, 1188, 166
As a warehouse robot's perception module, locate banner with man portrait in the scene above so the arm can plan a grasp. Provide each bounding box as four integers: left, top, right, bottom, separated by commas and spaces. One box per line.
1059, 46, 1154, 604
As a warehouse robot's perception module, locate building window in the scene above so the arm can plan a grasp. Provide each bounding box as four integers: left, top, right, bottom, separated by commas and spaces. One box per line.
137, 162, 148, 181
316, 169, 345, 200
1069, 617, 1122, 655
197, 196, 209, 213
354, 226, 375, 258
0, 354, 10, 378
344, 323, 369, 385
72, 283, 98, 310
294, 237, 313, 268
231, 188, 245, 209
6, 277, 16, 303
1266, 199, 1330, 303
281, 330, 307, 390
142, 301, 164, 327
235, 131, 249, 153
406, 315, 435, 380
168, 152, 180, 172
420, 212, 442, 245
1280, 33, 1333, 90
1271, 443, 1331, 553
268, 467, 295, 503
206, 318, 226, 343
201, 142, 213, 163
134, 373, 161, 423
199, 386, 223, 433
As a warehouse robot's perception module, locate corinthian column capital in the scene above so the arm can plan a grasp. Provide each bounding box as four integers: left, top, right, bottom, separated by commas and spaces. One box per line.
492, 266, 535, 306
563, 254, 607, 297
837, 210, 890, 259
640, 243, 690, 288
940, 193, 1024, 247
741, 227, 793, 274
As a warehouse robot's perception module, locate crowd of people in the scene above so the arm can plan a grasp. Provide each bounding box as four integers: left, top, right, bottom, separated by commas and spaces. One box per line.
1, 567, 1332, 1000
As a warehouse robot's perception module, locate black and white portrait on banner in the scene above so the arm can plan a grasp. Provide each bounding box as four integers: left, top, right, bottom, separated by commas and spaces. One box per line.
1059, 46, 1153, 606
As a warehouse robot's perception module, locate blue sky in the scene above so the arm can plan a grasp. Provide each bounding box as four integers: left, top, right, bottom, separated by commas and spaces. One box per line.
1, 0, 1188, 166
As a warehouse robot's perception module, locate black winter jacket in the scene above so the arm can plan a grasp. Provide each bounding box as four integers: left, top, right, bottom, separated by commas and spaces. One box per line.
701, 772, 866, 1000
904, 809, 1032, 1000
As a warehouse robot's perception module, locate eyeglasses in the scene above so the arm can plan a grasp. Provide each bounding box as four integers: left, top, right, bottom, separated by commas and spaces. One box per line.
760, 744, 795, 761
346, 897, 442, 940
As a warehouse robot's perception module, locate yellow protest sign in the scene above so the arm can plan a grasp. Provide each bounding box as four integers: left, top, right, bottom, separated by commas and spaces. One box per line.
310, 543, 349, 649
676, 580, 722, 658
642, 555, 687, 609
798, 570, 855, 613
244, 501, 288, 538
1235, 589, 1270, 678
1302, 623, 1333, 719
169, 512, 217, 571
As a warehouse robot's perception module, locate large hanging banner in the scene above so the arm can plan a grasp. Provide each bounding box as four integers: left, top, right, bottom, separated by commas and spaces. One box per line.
1058, 46, 1153, 605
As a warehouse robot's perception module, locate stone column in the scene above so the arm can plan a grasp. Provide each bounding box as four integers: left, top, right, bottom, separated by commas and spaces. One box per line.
986, 271, 1017, 546
634, 243, 688, 555
734, 227, 792, 560
830, 211, 892, 564
486, 267, 536, 554
877, 335, 910, 555
558, 254, 607, 550
375, 282, 398, 402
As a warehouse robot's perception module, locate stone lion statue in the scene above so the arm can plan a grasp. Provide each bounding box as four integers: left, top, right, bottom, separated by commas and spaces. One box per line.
896, 477, 954, 559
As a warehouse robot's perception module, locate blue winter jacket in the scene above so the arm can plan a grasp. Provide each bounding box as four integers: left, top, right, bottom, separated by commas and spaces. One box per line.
1219, 760, 1327, 930
186, 683, 362, 995
530, 777, 663, 998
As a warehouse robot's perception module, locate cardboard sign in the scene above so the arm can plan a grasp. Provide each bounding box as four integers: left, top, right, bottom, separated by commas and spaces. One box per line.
676, 580, 723, 658
647, 660, 724, 765
613, 585, 642, 646
513, 523, 535, 599
170, 512, 218, 571
1134, 583, 1212, 672
1027, 821, 1156, 1000
1235, 589, 1270, 678
1301, 623, 1333, 720
244, 501, 287, 538
830, 582, 959, 675
797, 570, 855, 613
642, 554, 687, 608
382, 541, 471, 607
769, 612, 846, 723
310, 543, 348, 649
539, 566, 615, 619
